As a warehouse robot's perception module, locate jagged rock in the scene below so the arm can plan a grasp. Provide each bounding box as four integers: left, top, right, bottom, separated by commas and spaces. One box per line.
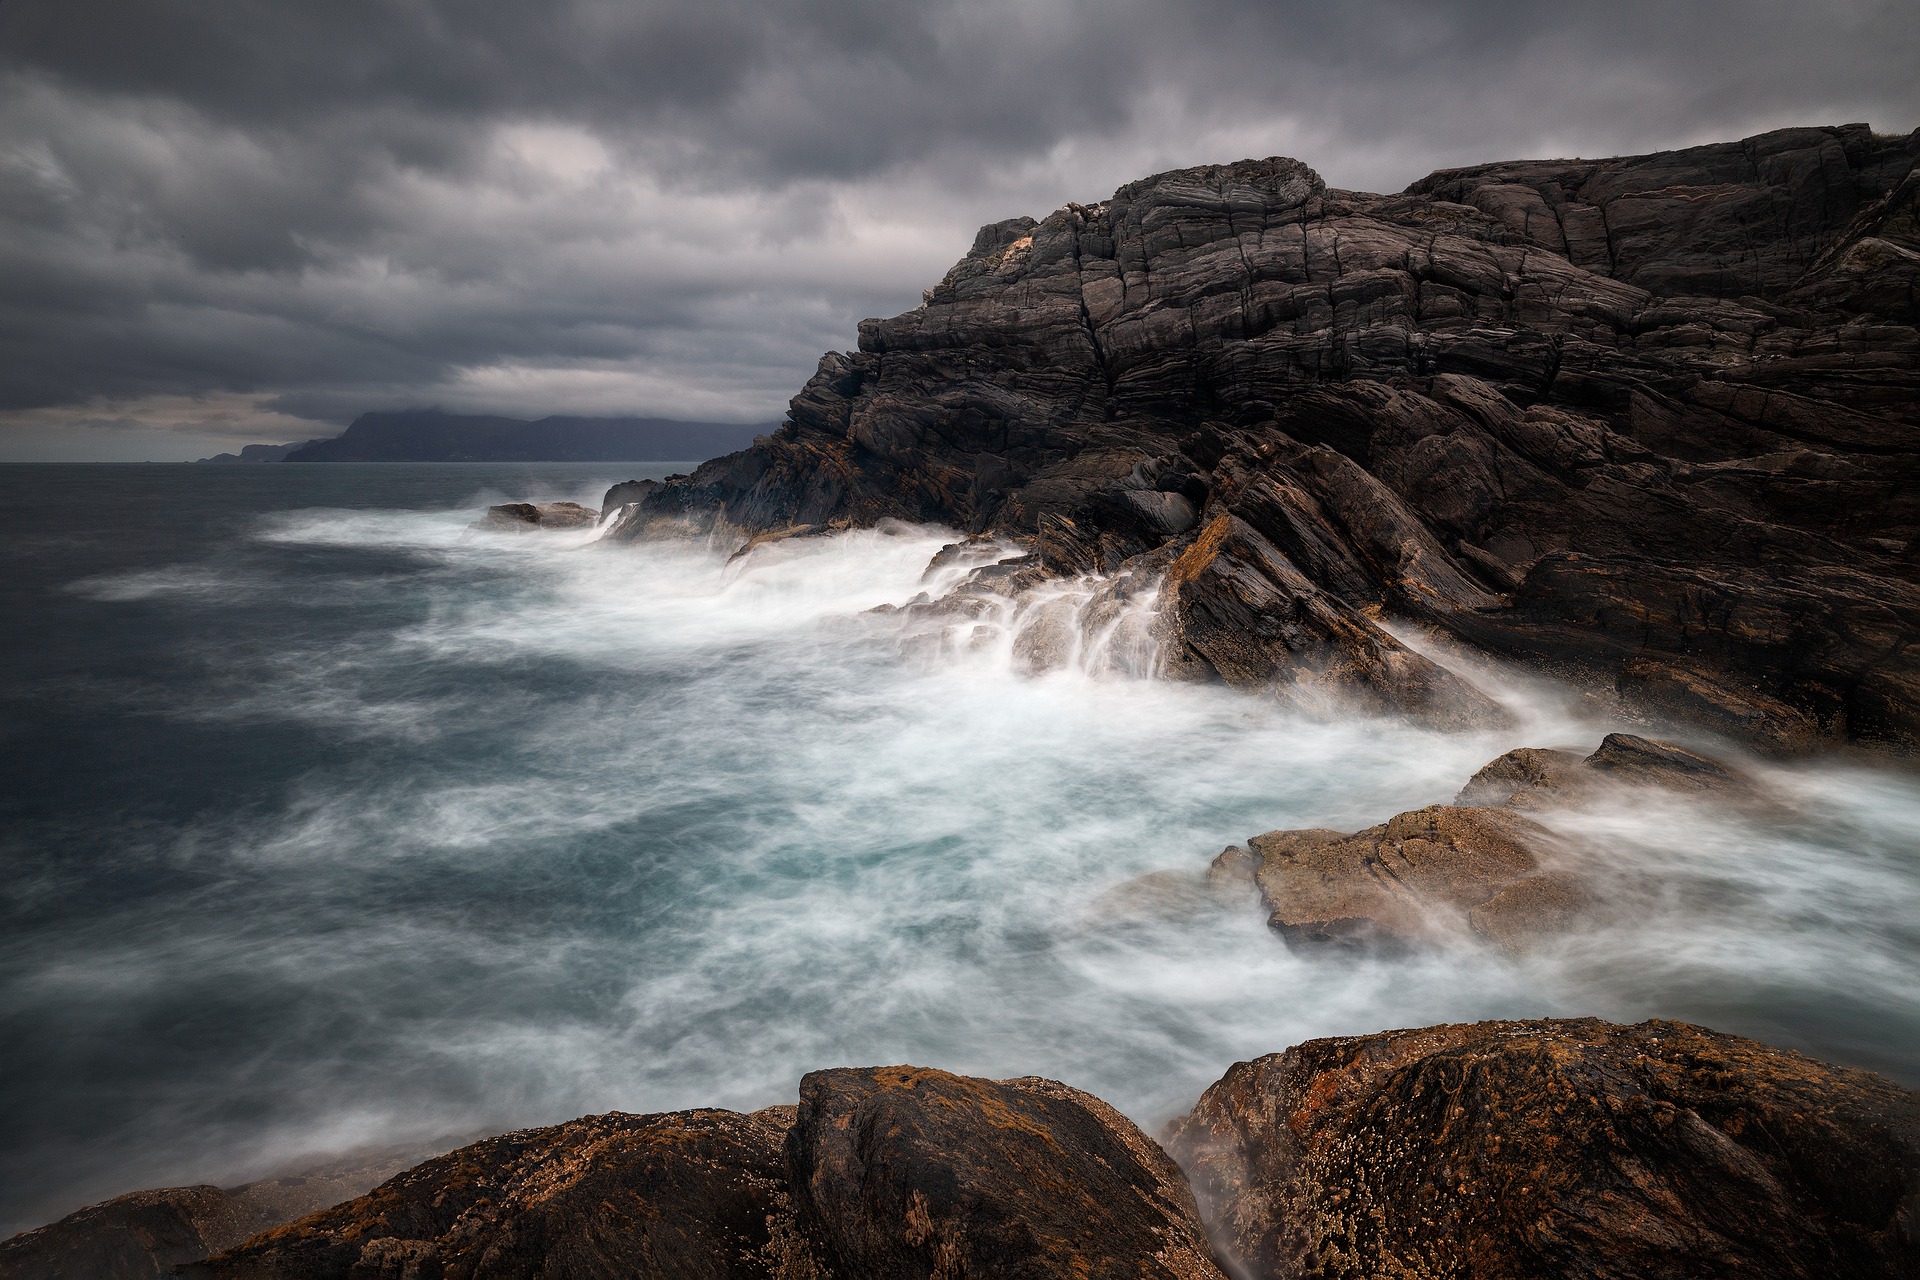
609, 126, 1920, 749
1164, 1017, 1920, 1280
1161, 514, 1506, 729
0, 1186, 250, 1280
474, 501, 599, 532
188, 1109, 805, 1279
790, 1066, 1225, 1280
598, 478, 657, 519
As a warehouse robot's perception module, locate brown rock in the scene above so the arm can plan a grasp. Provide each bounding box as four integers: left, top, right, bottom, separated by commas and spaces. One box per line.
789, 1065, 1226, 1280
1242, 733, 1748, 951
1457, 732, 1746, 809
1247, 805, 1563, 949
1164, 1017, 1920, 1280
189, 1109, 805, 1279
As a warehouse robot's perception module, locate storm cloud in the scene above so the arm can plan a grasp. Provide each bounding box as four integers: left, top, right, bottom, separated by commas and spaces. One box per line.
2, 1, 1916, 458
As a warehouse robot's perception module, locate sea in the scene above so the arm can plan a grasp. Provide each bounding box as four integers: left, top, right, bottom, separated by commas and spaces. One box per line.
3, 461, 1917, 1234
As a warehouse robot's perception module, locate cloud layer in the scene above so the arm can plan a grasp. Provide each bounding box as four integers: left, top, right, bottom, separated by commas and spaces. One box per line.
2, 1, 1916, 458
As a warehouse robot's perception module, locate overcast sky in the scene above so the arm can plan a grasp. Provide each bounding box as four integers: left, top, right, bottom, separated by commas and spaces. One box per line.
2, 1, 1916, 460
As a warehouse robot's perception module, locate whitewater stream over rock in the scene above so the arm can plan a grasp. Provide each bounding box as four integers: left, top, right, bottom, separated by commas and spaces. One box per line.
3, 462, 1916, 1235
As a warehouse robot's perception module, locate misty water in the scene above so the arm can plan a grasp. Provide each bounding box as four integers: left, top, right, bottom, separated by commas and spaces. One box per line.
3, 462, 1918, 1234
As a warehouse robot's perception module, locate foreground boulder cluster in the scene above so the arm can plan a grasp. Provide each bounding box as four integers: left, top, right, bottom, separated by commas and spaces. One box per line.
5, 1019, 1914, 1279
600, 124, 1920, 751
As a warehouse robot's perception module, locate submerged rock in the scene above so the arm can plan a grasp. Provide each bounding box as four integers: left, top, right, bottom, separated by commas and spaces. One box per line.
1165, 1017, 1920, 1280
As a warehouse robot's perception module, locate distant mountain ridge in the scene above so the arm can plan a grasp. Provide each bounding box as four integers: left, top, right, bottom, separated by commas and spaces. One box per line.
196, 410, 773, 463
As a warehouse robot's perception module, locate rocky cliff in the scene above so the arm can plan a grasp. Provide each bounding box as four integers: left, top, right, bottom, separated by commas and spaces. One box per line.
610, 124, 1920, 750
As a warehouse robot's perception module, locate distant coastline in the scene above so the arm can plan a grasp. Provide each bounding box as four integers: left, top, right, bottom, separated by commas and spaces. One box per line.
197, 408, 773, 464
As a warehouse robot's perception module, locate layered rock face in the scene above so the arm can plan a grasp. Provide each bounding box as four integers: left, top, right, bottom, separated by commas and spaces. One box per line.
1166, 1018, 1920, 1280
613, 125, 1920, 749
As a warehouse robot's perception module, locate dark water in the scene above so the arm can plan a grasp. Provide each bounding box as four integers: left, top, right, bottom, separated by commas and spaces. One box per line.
3, 462, 1917, 1235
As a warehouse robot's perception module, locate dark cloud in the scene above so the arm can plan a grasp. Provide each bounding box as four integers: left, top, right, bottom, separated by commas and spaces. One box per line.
1, 0, 1916, 457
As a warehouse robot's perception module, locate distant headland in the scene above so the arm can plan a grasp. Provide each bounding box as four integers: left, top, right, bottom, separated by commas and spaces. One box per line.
196, 408, 774, 464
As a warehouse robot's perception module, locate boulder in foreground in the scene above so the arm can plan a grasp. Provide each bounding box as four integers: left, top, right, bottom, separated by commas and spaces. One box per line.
1165, 1017, 1920, 1280
792, 1066, 1224, 1280
187, 1067, 1226, 1279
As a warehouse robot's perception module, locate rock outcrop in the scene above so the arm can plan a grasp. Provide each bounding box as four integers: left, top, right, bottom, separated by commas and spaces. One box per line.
606, 126, 1920, 749
474, 501, 598, 531
185, 1068, 1224, 1280
1165, 1017, 1920, 1280
1211, 733, 1743, 951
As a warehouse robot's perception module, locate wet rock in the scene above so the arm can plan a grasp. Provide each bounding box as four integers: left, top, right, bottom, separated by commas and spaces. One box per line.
1164, 1017, 1920, 1280
1246, 805, 1569, 950
1457, 731, 1745, 808
790, 1065, 1226, 1280
1246, 733, 1747, 950
475, 501, 598, 531
616, 126, 1920, 749
598, 478, 657, 519
189, 1109, 804, 1279
1162, 514, 1506, 730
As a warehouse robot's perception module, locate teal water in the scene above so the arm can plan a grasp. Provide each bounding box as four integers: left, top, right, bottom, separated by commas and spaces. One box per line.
3, 462, 1917, 1234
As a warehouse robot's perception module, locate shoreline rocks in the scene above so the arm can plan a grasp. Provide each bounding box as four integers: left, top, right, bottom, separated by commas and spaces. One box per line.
598, 125, 1920, 752
10, 1020, 1914, 1280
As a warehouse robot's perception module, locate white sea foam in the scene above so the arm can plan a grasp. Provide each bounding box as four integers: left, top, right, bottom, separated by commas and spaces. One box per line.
19, 501, 1920, 1219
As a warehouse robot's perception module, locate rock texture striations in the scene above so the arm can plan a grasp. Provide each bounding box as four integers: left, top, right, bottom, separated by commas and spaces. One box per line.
607, 126, 1920, 749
